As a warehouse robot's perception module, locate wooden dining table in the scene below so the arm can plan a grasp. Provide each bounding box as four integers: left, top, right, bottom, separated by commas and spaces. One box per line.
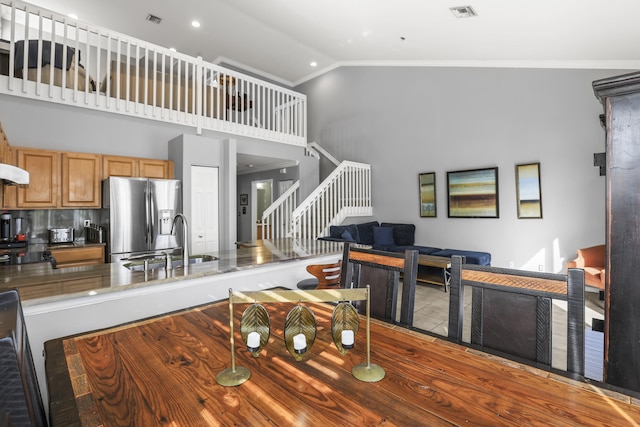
45, 292, 640, 426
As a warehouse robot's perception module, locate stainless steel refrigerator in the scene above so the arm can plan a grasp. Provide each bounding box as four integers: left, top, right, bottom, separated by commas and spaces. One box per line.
102, 177, 183, 264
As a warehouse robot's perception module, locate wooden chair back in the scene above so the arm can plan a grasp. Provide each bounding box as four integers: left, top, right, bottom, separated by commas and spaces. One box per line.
305, 261, 342, 289
448, 255, 585, 376
0, 289, 47, 426
340, 244, 419, 326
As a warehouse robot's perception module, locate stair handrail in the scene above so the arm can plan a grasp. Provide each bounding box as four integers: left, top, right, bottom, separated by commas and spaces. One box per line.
308, 141, 340, 167
261, 180, 300, 239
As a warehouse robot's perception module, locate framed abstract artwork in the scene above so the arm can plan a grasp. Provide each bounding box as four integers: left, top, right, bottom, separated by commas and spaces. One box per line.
419, 172, 437, 217
515, 162, 542, 219
447, 167, 499, 218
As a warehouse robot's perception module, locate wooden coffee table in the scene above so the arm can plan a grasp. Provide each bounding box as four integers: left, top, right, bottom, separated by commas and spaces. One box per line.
416, 254, 452, 291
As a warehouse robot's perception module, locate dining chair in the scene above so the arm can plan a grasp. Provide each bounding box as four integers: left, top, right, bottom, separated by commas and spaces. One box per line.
297, 260, 342, 290
447, 255, 585, 376
0, 289, 47, 427
340, 244, 419, 326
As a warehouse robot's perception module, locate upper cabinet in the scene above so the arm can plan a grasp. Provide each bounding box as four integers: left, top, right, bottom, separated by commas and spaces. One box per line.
2, 146, 17, 208
2, 148, 173, 209
62, 152, 101, 207
102, 155, 173, 179
139, 158, 174, 179
17, 148, 60, 208
102, 155, 138, 178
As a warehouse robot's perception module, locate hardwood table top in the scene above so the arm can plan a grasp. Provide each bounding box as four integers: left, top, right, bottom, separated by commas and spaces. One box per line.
45, 295, 640, 426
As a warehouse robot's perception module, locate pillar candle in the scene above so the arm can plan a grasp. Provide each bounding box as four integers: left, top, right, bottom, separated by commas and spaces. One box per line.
341, 329, 354, 349
247, 331, 260, 351
293, 333, 307, 353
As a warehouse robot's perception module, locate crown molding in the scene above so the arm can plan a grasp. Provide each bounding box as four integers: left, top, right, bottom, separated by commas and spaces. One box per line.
292, 59, 640, 86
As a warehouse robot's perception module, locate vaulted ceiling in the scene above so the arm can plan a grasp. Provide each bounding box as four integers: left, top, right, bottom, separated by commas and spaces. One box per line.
26, 0, 640, 87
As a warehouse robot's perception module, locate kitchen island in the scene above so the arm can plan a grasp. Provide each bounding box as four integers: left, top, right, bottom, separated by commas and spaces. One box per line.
10, 238, 344, 413
2, 239, 343, 305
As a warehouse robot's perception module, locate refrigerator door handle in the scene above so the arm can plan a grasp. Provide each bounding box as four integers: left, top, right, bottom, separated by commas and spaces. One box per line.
145, 184, 150, 244
149, 184, 155, 244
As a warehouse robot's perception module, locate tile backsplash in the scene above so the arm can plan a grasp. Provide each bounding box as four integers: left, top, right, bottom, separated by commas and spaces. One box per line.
3, 209, 101, 243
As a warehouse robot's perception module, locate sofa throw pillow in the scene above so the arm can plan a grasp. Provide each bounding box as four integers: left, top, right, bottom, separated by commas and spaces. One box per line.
329, 224, 359, 242
341, 229, 355, 241
373, 226, 395, 248
356, 221, 380, 245
381, 223, 415, 246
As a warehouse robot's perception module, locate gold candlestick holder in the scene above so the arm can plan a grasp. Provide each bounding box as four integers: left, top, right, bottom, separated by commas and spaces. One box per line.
216, 286, 384, 386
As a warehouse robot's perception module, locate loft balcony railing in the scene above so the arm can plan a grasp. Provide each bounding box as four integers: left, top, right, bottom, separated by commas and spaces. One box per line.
0, 0, 306, 146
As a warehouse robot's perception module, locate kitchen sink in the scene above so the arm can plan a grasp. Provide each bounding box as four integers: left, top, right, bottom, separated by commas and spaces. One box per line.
123, 254, 217, 271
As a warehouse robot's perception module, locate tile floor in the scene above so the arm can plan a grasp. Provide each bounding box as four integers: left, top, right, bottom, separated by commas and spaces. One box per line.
404, 283, 605, 380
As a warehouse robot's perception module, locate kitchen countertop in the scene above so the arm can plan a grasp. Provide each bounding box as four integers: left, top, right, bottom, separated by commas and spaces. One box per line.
0, 239, 344, 305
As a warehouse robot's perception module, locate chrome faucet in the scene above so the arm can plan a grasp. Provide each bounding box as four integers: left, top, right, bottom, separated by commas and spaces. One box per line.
171, 213, 189, 268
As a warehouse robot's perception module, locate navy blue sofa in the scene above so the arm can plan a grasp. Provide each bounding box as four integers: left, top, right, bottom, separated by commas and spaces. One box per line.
318, 221, 491, 266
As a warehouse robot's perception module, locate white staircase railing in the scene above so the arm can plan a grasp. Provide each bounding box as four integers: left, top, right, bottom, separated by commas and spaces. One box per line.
261, 180, 299, 239
290, 161, 372, 241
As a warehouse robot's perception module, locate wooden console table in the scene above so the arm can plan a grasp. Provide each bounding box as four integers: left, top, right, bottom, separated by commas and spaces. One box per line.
416, 254, 452, 291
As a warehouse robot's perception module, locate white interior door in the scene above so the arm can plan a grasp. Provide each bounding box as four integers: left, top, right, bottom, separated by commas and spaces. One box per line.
251, 179, 273, 240
191, 166, 219, 254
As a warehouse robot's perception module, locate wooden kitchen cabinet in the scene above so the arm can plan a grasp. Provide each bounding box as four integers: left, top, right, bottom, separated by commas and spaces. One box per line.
62, 152, 101, 207
102, 155, 138, 178
102, 155, 173, 179
4, 146, 173, 209
139, 158, 174, 178
48, 244, 105, 268
16, 148, 59, 208
2, 145, 17, 208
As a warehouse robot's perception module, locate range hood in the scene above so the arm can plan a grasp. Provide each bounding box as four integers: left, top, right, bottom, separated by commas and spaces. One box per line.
0, 163, 29, 185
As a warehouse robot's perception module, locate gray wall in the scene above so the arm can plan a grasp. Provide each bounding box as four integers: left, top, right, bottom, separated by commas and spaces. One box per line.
296, 66, 623, 271
0, 95, 181, 159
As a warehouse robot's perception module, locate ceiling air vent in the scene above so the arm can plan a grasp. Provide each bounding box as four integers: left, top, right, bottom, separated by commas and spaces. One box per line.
449, 6, 477, 18
146, 14, 162, 24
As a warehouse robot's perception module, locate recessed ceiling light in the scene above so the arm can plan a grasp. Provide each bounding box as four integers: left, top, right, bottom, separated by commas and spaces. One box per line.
191, 20, 201, 28
310, 61, 317, 67
169, 47, 177, 52
449, 6, 477, 18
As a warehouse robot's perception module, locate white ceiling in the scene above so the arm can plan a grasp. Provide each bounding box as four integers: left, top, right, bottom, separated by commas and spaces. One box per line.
21, 1, 640, 174
25, 0, 640, 87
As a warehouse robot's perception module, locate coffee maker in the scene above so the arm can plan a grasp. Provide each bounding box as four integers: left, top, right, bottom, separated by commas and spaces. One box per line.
1, 212, 11, 241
